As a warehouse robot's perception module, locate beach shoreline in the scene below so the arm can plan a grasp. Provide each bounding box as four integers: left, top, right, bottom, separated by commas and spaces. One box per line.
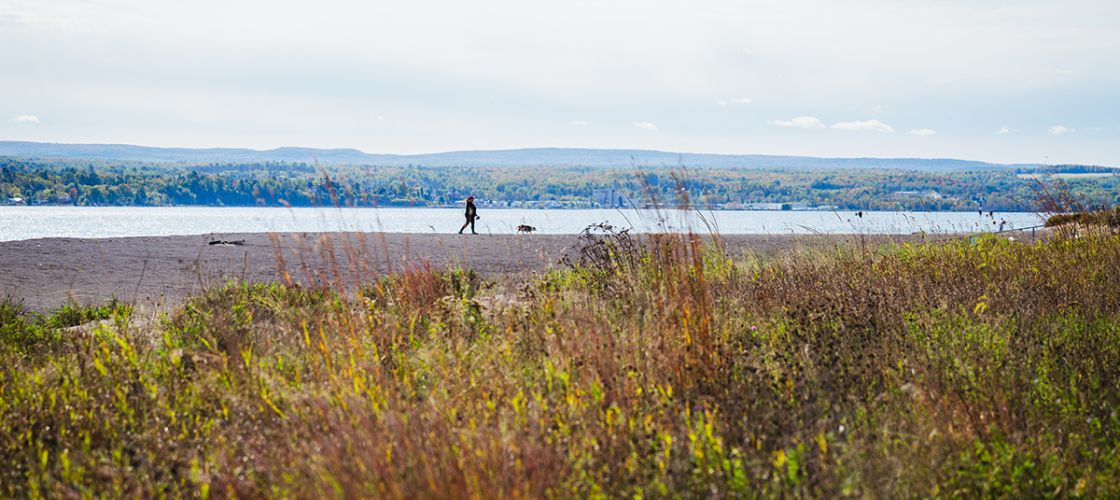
1, 231, 965, 312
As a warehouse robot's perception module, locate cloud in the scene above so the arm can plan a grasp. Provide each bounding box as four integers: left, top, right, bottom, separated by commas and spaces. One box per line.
3, 2, 1117, 164
718, 97, 752, 106
1049, 125, 1074, 135
832, 119, 894, 133
633, 121, 658, 131
0, 14, 25, 27
10, 114, 41, 124
996, 126, 1012, 135
908, 128, 936, 136
770, 116, 826, 130
570, 120, 589, 126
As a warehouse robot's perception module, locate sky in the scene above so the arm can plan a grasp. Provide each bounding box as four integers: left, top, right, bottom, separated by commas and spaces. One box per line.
1, 0, 1118, 165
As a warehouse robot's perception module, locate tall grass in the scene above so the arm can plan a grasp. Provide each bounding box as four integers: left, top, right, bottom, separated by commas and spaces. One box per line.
2, 231, 1119, 497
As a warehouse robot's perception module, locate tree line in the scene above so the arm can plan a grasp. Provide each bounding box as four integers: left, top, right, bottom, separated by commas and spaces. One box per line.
2, 158, 1118, 211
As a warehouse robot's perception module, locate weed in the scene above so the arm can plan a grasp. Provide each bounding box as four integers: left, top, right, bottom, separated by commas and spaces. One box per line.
3, 232, 1120, 496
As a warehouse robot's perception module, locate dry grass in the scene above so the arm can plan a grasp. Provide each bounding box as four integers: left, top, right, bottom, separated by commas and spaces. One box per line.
2, 228, 1120, 497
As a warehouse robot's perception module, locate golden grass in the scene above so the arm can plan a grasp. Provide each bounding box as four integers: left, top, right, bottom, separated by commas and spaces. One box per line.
3, 230, 1120, 497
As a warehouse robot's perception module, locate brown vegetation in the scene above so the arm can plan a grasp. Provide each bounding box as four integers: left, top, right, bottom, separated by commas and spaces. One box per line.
2, 229, 1120, 497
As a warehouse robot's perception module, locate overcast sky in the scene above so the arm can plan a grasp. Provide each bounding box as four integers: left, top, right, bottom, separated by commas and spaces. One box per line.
2, 0, 1118, 165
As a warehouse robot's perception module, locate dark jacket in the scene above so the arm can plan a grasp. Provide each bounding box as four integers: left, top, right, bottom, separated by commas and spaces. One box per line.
465, 201, 477, 219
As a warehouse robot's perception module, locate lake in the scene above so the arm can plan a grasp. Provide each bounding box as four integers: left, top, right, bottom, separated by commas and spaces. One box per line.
0, 206, 1046, 242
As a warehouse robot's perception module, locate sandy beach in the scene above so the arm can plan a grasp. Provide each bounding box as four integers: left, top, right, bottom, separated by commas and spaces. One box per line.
0, 232, 955, 312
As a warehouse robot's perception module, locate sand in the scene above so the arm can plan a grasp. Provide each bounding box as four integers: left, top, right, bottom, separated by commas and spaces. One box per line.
0, 232, 953, 312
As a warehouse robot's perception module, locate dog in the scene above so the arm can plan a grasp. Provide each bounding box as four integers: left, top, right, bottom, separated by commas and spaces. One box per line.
516, 224, 536, 234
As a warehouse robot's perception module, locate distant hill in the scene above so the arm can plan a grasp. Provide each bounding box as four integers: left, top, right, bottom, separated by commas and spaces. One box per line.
0, 141, 1044, 171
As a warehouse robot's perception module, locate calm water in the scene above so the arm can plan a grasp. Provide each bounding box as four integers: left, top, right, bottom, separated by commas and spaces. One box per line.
0, 206, 1046, 242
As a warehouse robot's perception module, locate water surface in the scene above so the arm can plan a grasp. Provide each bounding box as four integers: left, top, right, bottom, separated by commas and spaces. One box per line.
0, 206, 1045, 242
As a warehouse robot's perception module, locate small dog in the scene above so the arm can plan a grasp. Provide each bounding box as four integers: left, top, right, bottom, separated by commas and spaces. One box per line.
516, 224, 536, 234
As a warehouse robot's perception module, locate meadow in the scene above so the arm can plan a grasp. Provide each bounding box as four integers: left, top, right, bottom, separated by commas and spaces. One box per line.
2, 225, 1119, 497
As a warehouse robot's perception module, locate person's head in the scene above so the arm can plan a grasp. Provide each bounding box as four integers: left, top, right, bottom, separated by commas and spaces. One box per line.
467, 195, 475, 202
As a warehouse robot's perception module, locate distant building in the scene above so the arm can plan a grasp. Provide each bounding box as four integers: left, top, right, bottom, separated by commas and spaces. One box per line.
592, 188, 630, 208
744, 203, 785, 210
893, 190, 942, 200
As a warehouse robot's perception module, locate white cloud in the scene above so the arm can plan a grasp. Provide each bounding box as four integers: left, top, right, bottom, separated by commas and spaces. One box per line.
633, 121, 658, 131
770, 116, 826, 130
832, 119, 895, 133
10, 114, 41, 124
996, 126, 1013, 135
0, 14, 26, 28
718, 97, 752, 106
1049, 125, 1074, 135
908, 128, 937, 136
1, 1, 1118, 164
570, 120, 589, 126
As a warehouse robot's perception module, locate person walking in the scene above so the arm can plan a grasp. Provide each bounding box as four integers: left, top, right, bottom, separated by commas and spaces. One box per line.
458, 195, 479, 234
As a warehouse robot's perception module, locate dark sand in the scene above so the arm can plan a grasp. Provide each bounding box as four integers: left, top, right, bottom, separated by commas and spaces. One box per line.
1, 232, 954, 312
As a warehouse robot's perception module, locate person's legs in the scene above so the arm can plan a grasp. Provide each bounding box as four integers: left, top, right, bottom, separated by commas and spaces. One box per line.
470, 218, 477, 234
459, 218, 470, 234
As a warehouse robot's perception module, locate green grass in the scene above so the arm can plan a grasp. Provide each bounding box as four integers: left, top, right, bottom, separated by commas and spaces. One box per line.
0, 297, 131, 353
2, 233, 1119, 497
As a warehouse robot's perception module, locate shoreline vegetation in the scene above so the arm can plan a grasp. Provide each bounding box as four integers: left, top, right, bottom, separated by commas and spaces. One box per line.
3, 157, 1119, 212
2, 220, 1120, 496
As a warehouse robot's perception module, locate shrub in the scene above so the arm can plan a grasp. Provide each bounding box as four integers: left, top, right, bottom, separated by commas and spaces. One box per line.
4, 234, 1120, 496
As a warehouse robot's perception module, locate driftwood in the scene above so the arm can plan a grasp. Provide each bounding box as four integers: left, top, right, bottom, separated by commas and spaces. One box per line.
208, 239, 246, 246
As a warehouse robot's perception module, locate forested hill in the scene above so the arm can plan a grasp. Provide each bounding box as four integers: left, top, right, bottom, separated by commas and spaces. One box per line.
6, 156, 1119, 211
0, 141, 1037, 171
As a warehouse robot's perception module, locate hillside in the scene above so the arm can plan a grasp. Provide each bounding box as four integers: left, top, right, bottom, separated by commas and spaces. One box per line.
0, 141, 1040, 171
